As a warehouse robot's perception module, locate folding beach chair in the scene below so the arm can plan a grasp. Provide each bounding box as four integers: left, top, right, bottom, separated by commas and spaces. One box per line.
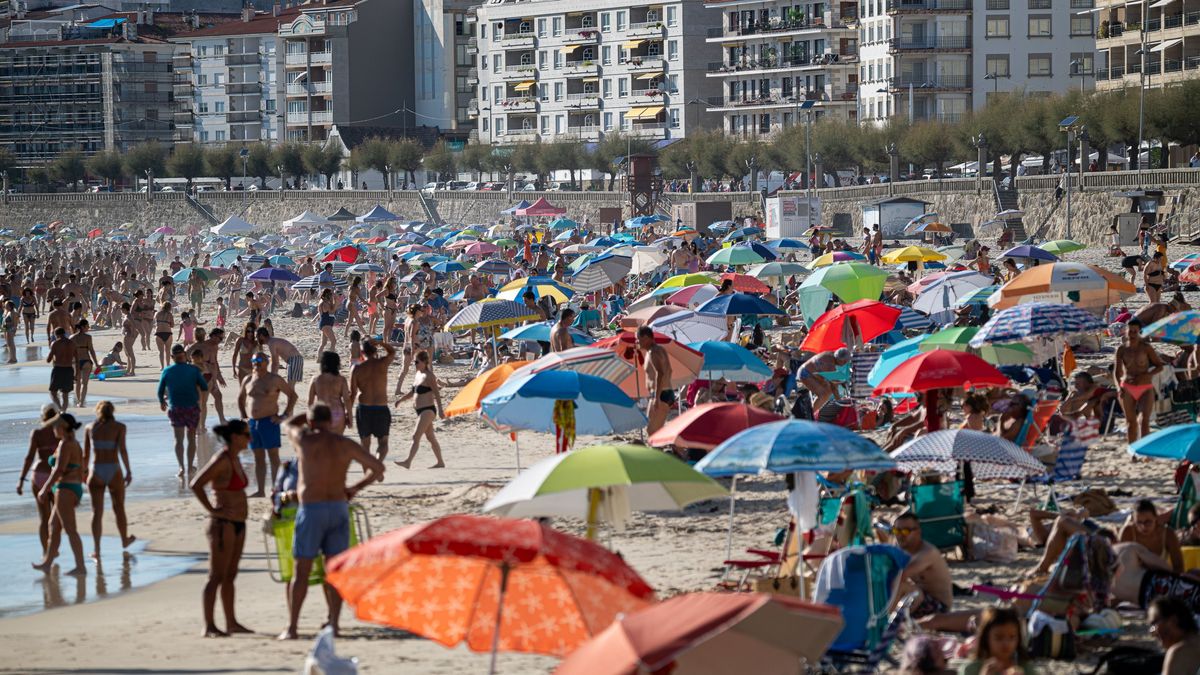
973, 533, 1112, 623
909, 480, 967, 555
1022, 400, 1062, 454
816, 545, 913, 672
851, 351, 883, 400
1170, 470, 1198, 530
264, 503, 372, 586
1015, 419, 1092, 509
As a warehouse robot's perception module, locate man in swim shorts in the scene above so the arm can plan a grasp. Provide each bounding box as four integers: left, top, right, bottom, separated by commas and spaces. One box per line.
637, 325, 673, 435
239, 352, 297, 498
47, 327, 75, 411
351, 338, 396, 461
158, 344, 208, 478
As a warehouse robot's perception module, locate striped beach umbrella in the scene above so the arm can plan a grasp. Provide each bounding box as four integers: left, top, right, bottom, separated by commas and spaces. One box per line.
446, 299, 541, 330
892, 429, 1046, 479
968, 302, 1105, 347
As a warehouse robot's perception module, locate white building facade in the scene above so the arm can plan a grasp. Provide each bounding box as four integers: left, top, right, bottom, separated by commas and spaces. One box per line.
175, 31, 279, 144
704, 0, 861, 136
472, 0, 722, 144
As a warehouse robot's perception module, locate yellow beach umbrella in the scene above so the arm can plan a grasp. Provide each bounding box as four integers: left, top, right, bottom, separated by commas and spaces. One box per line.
880, 246, 947, 264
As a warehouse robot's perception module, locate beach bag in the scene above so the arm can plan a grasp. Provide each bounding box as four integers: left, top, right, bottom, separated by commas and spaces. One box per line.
968, 515, 1019, 563
1085, 646, 1163, 675
1072, 489, 1117, 518
1027, 611, 1076, 660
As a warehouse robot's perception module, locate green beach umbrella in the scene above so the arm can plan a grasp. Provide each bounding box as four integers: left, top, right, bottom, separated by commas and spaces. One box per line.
492, 238, 520, 248
654, 272, 717, 293
706, 245, 766, 267
172, 267, 218, 283
1041, 239, 1087, 256
799, 262, 889, 304
918, 326, 1035, 366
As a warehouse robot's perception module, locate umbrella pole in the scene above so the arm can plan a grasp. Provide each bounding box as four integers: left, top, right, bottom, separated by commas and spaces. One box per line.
488, 563, 511, 675
724, 475, 738, 562
586, 487, 600, 540
514, 433, 521, 473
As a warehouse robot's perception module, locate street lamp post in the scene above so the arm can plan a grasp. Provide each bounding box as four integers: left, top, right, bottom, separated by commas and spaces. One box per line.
277, 164, 285, 202
144, 168, 153, 203
1059, 115, 1081, 240
799, 99, 816, 227
385, 164, 392, 199
239, 146, 248, 210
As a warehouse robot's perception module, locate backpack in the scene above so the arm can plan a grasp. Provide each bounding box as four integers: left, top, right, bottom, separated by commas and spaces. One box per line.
1084, 646, 1163, 675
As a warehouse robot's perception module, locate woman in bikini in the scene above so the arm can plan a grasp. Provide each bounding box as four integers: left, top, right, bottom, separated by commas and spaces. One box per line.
307, 350, 352, 435
366, 279, 385, 336
1144, 251, 1166, 304
229, 323, 258, 382
84, 401, 135, 559
1116, 318, 1166, 445
20, 287, 38, 343
2, 300, 16, 364
316, 288, 337, 356
343, 276, 366, 339
1120, 498, 1184, 573
120, 302, 138, 376
394, 350, 445, 469
189, 419, 253, 638
17, 405, 60, 555
72, 319, 97, 408
32, 412, 87, 576
192, 348, 213, 428
154, 302, 174, 368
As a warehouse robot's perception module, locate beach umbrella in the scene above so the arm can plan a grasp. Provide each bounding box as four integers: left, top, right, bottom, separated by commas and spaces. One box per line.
1040, 240, 1086, 256
514, 347, 636, 390
904, 213, 940, 231
969, 302, 1106, 347
619, 305, 689, 329
558, 592, 844, 675
696, 419, 896, 477
445, 361, 532, 418
571, 254, 633, 293
696, 292, 785, 317
481, 370, 647, 436
1182, 264, 1200, 285
492, 237, 520, 249
743, 242, 778, 261
667, 284, 720, 309
654, 273, 717, 294
873, 350, 1009, 397
718, 273, 771, 294
498, 321, 596, 346
446, 299, 541, 330
496, 276, 575, 303
395, 244, 434, 254
747, 261, 811, 280
321, 245, 362, 263
867, 334, 925, 390
445, 239, 476, 250
706, 246, 766, 267
246, 268, 301, 283
1129, 425, 1200, 462
1142, 311, 1200, 344
892, 429, 1046, 479
431, 261, 468, 274
591, 331, 704, 397
209, 247, 243, 267
1001, 244, 1058, 263
648, 310, 728, 344
810, 251, 866, 268
629, 247, 668, 275
722, 226, 762, 242
87, 228, 103, 239
955, 284, 1001, 307
988, 262, 1135, 310
911, 221, 953, 234
547, 217, 579, 231
475, 259, 515, 276
917, 326, 1036, 366
764, 238, 809, 252
325, 514, 655, 672
464, 241, 500, 257
291, 274, 349, 290
1173, 256, 1200, 272
172, 267, 218, 283
911, 271, 994, 323
688, 341, 773, 381
886, 303, 935, 331
799, 262, 889, 304
879, 246, 947, 265
154, 226, 176, 234
937, 244, 968, 262
553, 229, 578, 241
649, 402, 784, 452
482, 444, 727, 537
801, 300, 901, 352
346, 262, 386, 274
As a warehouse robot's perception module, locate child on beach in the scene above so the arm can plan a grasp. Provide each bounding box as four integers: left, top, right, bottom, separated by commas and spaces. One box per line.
349, 330, 363, 364
178, 311, 206, 349
101, 343, 126, 368
214, 297, 227, 330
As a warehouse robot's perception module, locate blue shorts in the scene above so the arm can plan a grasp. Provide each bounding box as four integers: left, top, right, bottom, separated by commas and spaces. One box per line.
249, 416, 281, 450
293, 501, 350, 560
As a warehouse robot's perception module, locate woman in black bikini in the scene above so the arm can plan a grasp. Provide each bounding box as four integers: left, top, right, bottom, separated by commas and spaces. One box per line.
395, 350, 445, 469
20, 287, 37, 343
84, 400, 135, 559
1144, 251, 1166, 304
154, 302, 174, 369
189, 419, 253, 638
17, 405, 60, 555
32, 412, 87, 576
316, 288, 337, 356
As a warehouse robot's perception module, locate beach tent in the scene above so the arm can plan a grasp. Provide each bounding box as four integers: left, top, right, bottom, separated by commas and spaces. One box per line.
517, 197, 567, 217
501, 200, 531, 215
357, 205, 399, 222
326, 207, 359, 222
282, 210, 331, 229
210, 215, 256, 235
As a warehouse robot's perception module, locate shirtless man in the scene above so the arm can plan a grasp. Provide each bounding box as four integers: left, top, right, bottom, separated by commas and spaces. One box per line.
1114, 318, 1166, 444
45, 299, 71, 343
1150, 597, 1200, 675
1133, 292, 1190, 326
278, 406, 384, 641
891, 511, 954, 622
47, 327, 75, 410
798, 348, 851, 414
637, 326, 673, 434
256, 327, 305, 386
550, 308, 576, 352
351, 338, 396, 461
198, 329, 228, 424
71, 320, 97, 408
238, 353, 298, 497
464, 274, 487, 303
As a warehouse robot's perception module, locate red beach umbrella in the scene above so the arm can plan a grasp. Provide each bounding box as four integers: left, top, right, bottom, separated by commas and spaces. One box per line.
321, 245, 361, 263
801, 299, 901, 352
648, 402, 784, 451
872, 349, 1010, 396
718, 272, 770, 294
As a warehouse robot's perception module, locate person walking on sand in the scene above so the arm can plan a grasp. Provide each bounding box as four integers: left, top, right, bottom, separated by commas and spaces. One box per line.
238, 353, 297, 498
279, 406, 384, 640
158, 343, 209, 479
71, 319, 97, 408
316, 288, 337, 357
17, 405, 61, 555
199, 328, 228, 425
637, 326, 673, 435
46, 326, 75, 411
190, 419, 254, 638
256, 327, 305, 387
394, 350, 446, 469
1115, 318, 1166, 445
84, 401, 135, 559
352, 337, 396, 461
308, 351, 352, 436
32, 413, 87, 577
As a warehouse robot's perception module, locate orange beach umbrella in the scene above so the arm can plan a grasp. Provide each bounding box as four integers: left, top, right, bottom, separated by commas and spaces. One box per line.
444, 361, 531, 418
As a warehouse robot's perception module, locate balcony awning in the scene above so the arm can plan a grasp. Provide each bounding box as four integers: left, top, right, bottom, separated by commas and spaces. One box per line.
623, 40, 645, 49
582, 77, 600, 82
562, 45, 580, 55
630, 105, 664, 120
1150, 0, 1176, 7
636, 72, 661, 80
1150, 38, 1182, 52
513, 80, 536, 91
627, 107, 647, 118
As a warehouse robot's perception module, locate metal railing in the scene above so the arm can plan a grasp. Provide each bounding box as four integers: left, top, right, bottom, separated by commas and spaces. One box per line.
888, 0, 971, 10
889, 36, 971, 50
705, 17, 853, 39
889, 75, 972, 89
501, 31, 536, 41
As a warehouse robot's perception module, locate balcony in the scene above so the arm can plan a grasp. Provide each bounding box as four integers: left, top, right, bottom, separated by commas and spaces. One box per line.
500, 130, 539, 142
225, 81, 262, 95
500, 31, 536, 47
287, 81, 332, 96
225, 52, 259, 67
888, 75, 971, 90
705, 17, 853, 41
173, 82, 193, 95
310, 51, 331, 66
467, 37, 478, 55
286, 110, 333, 125
227, 110, 259, 123
467, 67, 478, 85
468, 98, 479, 116
627, 21, 664, 37
498, 95, 537, 111
887, 0, 970, 13
706, 53, 854, 77
888, 36, 971, 52
564, 92, 600, 106
172, 54, 192, 69
564, 125, 601, 140
628, 122, 668, 138
626, 56, 665, 71
280, 19, 326, 36
563, 60, 599, 75
631, 87, 665, 100
502, 64, 537, 79
562, 29, 599, 43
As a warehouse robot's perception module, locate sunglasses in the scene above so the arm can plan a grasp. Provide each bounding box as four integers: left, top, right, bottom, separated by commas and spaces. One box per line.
891, 527, 916, 536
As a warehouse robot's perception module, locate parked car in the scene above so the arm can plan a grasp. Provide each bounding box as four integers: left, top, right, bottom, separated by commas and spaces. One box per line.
481, 182, 504, 191
87, 185, 113, 193
447, 181, 469, 190
464, 181, 481, 191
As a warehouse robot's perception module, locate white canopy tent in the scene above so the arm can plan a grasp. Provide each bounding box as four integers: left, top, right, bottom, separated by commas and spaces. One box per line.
210, 215, 256, 235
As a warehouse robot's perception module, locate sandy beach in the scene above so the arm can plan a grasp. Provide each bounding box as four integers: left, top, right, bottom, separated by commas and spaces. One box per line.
0, 238, 1189, 674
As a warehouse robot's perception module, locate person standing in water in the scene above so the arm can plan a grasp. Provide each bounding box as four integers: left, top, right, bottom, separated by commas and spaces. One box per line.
83, 401, 135, 559
71, 319, 97, 408
17, 405, 60, 555
32, 413, 87, 576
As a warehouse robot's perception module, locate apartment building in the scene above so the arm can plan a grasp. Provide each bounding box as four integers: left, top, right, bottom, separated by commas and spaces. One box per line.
704, 0, 861, 136
471, 0, 721, 145
414, 0, 475, 145
0, 17, 175, 168
277, 0, 413, 142
170, 8, 279, 144
1094, 0, 1200, 92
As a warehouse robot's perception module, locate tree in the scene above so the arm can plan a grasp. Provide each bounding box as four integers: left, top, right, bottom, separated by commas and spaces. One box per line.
303, 144, 344, 189
1148, 80, 1200, 163
483, 150, 514, 190
50, 148, 86, 191
123, 141, 166, 181
167, 143, 206, 192
390, 138, 424, 189
460, 143, 492, 181
354, 137, 392, 188
900, 122, 958, 178
344, 150, 366, 189
273, 141, 306, 188
246, 143, 275, 188
27, 165, 51, 191
204, 145, 239, 190
543, 140, 583, 187
423, 140, 457, 182
87, 150, 125, 187
509, 142, 543, 188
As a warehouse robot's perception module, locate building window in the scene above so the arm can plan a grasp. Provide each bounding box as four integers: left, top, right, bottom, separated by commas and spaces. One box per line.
214, 45, 224, 56
197, 74, 208, 85
552, 17, 562, 36
215, 101, 226, 113
494, 85, 503, 100
986, 16, 1010, 38
986, 0, 1009, 8
1070, 52, 1094, 74
582, 15, 594, 28
215, 130, 225, 141
1028, 0, 1051, 8
619, 111, 627, 129
602, 46, 612, 65
496, 117, 504, 134
482, 118, 489, 131
540, 83, 550, 101
603, 79, 612, 98
1028, 53, 1051, 76
666, 6, 677, 27
1070, 0, 1094, 8
539, 51, 547, 70
537, 18, 546, 37
554, 50, 562, 68
601, 13, 611, 32
603, 112, 613, 130
541, 115, 549, 134
554, 82, 563, 100
521, 52, 534, 66
668, 73, 678, 92
667, 40, 678, 61
669, 107, 679, 128
1070, 15, 1093, 36
198, 102, 209, 113
493, 22, 502, 40
618, 77, 628, 97
199, 131, 209, 142
265, 99, 276, 113
1027, 16, 1051, 37
986, 54, 1010, 77
616, 11, 626, 31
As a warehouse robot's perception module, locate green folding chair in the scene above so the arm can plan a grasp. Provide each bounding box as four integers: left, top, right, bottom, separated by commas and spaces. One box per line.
909, 480, 967, 554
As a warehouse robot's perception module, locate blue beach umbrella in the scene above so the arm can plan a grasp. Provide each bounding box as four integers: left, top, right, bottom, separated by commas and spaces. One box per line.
481, 370, 647, 435
1130, 425, 1200, 462
548, 217, 579, 230
722, 226, 763, 242
688, 341, 773, 382
431, 260, 468, 274
696, 419, 896, 477
498, 321, 596, 345
696, 292, 786, 317
765, 238, 810, 252
247, 268, 301, 283
346, 263, 386, 274
968, 302, 1105, 347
